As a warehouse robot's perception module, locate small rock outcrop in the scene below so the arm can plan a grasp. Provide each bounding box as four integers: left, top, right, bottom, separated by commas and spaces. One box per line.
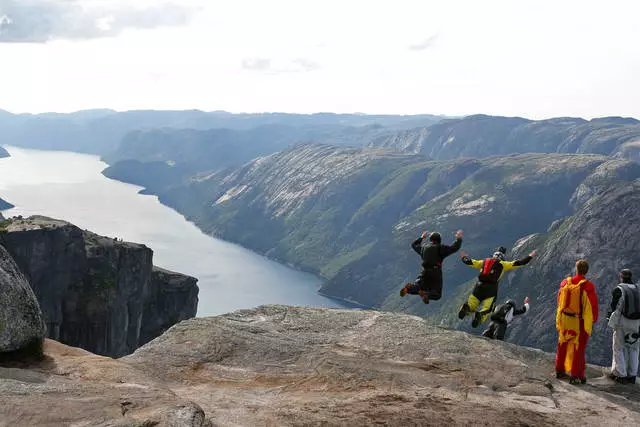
0, 245, 45, 355
0, 216, 198, 357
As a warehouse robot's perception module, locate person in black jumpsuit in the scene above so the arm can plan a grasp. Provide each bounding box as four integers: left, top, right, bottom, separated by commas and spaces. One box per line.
400, 230, 463, 304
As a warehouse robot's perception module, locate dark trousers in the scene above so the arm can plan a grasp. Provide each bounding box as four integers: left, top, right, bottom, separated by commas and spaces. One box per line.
482, 321, 508, 340
406, 268, 443, 300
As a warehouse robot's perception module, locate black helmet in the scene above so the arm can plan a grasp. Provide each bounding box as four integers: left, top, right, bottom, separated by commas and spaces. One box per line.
496, 246, 507, 255
505, 299, 516, 308
429, 232, 441, 243
621, 269, 633, 279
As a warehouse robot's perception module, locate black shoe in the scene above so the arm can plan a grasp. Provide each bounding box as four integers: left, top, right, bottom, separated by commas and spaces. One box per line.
580, 378, 587, 384
471, 313, 481, 328
458, 303, 470, 319
626, 376, 636, 384
556, 371, 568, 379
569, 376, 581, 385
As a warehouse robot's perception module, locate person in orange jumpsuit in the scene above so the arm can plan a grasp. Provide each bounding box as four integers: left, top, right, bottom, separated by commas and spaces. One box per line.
555, 260, 599, 384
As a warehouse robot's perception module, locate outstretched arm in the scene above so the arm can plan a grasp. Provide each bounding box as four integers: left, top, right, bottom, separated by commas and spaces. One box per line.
440, 230, 463, 258
502, 250, 537, 272
411, 237, 424, 255
514, 297, 530, 315
460, 251, 483, 270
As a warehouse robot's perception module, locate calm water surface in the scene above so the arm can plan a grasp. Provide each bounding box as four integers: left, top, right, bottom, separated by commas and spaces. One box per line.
0, 146, 344, 316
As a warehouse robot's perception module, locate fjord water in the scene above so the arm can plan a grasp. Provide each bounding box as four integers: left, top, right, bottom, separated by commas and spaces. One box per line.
0, 146, 343, 316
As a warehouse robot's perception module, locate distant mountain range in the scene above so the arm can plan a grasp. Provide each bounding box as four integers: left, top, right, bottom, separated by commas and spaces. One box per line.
0, 109, 446, 155
3, 110, 640, 365
368, 114, 640, 161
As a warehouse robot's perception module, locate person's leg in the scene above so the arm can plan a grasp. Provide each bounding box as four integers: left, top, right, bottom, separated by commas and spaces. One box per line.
427, 270, 443, 301
626, 331, 639, 382
459, 293, 479, 318
482, 322, 496, 338
611, 328, 627, 378
401, 276, 422, 296
555, 340, 568, 377
473, 296, 496, 328
495, 322, 508, 341
571, 330, 589, 382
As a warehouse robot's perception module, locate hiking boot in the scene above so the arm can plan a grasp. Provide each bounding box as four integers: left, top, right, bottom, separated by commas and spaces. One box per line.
458, 303, 470, 319
580, 377, 587, 384
418, 290, 429, 304
556, 371, 568, 379
400, 283, 411, 297
569, 376, 581, 385
471, 313, 482, 328
627, 376, 636, 384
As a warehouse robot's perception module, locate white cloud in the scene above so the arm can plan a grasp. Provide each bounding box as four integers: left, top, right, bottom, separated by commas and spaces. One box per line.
0, 0, 196, 43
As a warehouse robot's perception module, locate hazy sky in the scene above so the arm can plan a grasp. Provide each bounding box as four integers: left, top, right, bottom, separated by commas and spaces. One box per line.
1, 0, 639, 119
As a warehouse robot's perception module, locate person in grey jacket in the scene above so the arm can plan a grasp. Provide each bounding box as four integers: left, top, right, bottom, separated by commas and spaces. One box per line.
608, 269, 640, 384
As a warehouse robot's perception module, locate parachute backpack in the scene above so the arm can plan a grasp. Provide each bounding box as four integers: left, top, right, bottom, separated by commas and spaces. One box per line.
619, 284, 640, 320
559, 276, 586, 317
478, 258, 503, 284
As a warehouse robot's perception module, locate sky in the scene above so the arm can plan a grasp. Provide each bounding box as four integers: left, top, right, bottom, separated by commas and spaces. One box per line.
0, 0, 639, 119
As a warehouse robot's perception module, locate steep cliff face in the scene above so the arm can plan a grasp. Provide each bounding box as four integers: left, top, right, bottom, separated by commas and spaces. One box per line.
0, 216, 198, 357
368, 114, 640, 160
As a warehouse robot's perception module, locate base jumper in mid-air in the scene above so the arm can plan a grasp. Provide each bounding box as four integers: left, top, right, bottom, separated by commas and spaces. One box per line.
458, 247, 536, 327
400, 230, 463, 304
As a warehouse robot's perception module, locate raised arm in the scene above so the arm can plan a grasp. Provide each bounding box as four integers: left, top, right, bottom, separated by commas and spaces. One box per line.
411, 237, 424, 255
440, 230, 463, 258
513, 297, 530, 316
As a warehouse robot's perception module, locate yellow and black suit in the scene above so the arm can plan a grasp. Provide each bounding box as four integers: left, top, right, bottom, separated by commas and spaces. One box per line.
459, 254, 532, 326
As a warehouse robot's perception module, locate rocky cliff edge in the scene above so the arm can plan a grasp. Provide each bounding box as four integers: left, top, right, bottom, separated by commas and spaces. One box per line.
0, 215, 199, 357
3, 306, 636, 426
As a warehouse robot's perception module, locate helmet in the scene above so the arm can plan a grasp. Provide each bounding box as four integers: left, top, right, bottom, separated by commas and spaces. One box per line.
495, 246, 507, 255
621, 269, 633, 279
505, 299, 516, 308
492, 251, 505, 261
429, 232, 441, 243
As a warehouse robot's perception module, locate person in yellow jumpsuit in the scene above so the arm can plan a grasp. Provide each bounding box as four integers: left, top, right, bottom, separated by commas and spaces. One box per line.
458, 246, 537, 327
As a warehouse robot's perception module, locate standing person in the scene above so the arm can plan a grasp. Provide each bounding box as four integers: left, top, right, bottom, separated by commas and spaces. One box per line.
607, 269, 640, 384
482, 297, 530, 341
400, 230, 463, 304
555, 260, 599, 385
458, 247, 537, 328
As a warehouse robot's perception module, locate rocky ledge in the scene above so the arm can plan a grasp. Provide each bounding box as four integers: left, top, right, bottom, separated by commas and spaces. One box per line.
0, 215, 198, 357
4, 305, 633, 426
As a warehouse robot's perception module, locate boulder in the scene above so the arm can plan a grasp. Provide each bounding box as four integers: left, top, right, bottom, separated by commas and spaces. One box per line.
0, 245, 45, 356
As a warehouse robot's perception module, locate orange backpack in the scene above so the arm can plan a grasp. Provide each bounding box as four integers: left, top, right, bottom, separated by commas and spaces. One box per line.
559, 277, 586, 316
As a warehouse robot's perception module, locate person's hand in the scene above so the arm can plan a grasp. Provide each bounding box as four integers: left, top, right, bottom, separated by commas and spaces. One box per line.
421, 231, 428, 239
529, 249, 537, 257
524, 296, 530, 304
456, 230, 463, 239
